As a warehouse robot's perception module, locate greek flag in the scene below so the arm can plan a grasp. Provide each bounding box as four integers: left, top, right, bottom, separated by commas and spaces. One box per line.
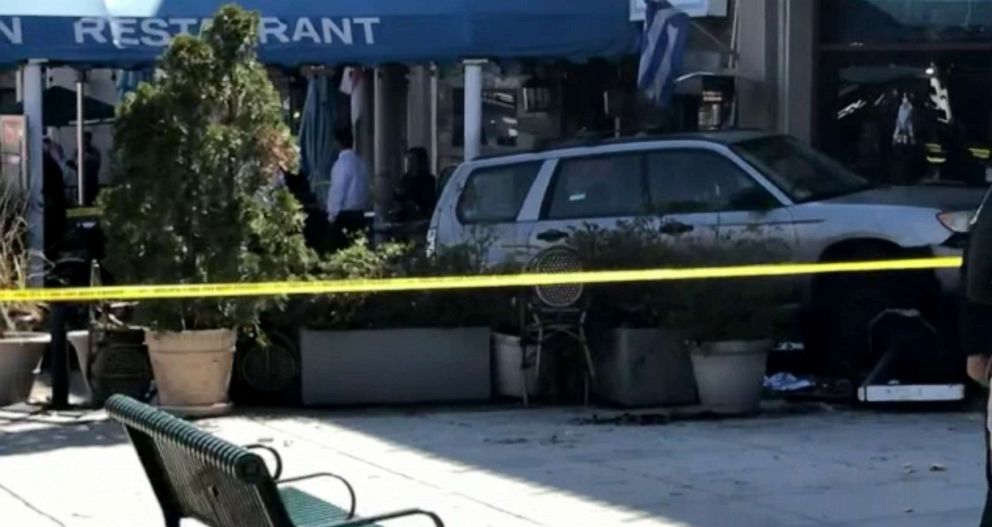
638, 0, 690, 107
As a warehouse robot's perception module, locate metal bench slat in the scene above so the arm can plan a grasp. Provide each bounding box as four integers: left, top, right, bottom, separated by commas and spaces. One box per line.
278, 487, 364, 527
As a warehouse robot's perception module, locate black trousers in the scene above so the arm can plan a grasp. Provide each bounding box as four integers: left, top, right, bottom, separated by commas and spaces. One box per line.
329, 210, 371, 251
984, 398, 992, 526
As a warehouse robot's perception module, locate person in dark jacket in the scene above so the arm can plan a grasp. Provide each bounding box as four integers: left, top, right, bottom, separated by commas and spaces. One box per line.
393, 147, 436, 223
71, 131, 102, 206
42, 137, 67, 264
964, 187, 992, 526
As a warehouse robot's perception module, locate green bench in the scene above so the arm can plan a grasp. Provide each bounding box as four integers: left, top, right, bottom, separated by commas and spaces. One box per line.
105, 395, 444, 527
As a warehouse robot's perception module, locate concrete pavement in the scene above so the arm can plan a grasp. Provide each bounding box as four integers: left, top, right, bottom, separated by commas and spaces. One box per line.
0, 404, 986, 526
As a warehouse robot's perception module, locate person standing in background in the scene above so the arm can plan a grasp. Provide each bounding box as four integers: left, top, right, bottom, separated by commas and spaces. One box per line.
394, 147, 437, 223
72, 131, 102, 206
41, 138, 67, 263
963, 189, 992, 526
325, 126, 370, 251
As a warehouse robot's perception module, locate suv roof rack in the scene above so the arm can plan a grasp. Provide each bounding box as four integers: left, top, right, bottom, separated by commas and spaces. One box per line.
472, 128, 770, 162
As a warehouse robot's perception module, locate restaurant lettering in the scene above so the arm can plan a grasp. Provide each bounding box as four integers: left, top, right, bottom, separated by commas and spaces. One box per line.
0, 17, 21, 45
0, 16, 380, 47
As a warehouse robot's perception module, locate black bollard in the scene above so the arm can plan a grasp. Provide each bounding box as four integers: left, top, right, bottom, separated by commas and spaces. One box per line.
49, 304, 69, 409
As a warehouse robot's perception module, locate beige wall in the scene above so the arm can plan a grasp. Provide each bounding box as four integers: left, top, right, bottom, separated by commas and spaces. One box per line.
735, 0, 816, 143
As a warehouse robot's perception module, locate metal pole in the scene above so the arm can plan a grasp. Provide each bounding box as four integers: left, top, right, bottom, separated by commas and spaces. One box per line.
22, 61, 44, 286
49, 305, 69, 409
430, 63, 439, 175
463, 60, 485, 161
76, 71, 85, 206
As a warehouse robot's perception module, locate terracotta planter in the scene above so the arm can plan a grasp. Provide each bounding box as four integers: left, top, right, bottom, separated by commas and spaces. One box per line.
0, 332, 50, 406
690, 340, 771, 415
145, 329, 235, 412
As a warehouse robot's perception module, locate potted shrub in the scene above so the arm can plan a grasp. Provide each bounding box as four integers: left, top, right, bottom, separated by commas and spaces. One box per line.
299, 240, 511, 406
0, 182, 49, 406
663, 236, 791, 415
569, 219, 698, 407
99, 6, 312, 415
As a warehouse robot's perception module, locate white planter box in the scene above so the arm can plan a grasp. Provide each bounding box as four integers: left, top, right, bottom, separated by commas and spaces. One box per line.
593, 328, 698, 408
300, 328, 491, 406
0, 333, 49, 406
491, 333, 556, 400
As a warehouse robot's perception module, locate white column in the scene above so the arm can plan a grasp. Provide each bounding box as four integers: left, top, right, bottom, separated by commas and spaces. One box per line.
463, 60, 485, 161
22, 62, 44, 284
14, 68, 22, 101
430, 64, 439, 174
75, 71, 85, 206
373, 68, 391, 228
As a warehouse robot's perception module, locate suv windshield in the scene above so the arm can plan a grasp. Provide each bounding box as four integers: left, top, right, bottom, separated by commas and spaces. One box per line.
733, 136, 872, 203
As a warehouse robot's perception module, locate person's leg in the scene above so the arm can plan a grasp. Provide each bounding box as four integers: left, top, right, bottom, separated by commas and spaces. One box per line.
338, 211, 370, 243
327, 216, 349, 253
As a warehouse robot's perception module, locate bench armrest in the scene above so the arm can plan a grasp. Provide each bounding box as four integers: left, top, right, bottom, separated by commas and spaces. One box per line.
333, 508, 444, 527
278, 472, 357, 519
243, 444, 284, 480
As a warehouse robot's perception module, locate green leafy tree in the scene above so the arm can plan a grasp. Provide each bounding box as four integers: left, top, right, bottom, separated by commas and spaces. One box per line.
100, 5, 312, 332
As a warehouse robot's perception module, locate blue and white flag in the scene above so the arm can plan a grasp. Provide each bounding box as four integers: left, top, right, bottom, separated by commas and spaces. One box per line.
638, 0, 690, 108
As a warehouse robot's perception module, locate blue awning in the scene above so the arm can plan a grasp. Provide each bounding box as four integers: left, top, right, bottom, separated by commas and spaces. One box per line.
0, 1, 638, 67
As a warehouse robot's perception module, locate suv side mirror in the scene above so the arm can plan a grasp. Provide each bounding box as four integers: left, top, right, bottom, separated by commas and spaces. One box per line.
728, 187, 778, 211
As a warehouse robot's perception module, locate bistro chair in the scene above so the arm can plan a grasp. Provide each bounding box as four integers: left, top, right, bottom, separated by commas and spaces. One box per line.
518, 246, 595, 406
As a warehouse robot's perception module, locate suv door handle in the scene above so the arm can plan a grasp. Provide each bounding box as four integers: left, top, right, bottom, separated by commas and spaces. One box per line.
659, 222, 695, 235
536, 229, 570, 242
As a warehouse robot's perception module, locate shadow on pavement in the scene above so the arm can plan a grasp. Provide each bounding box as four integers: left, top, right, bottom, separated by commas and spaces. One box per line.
0, 411, 127, 456
246, 404, 984, 527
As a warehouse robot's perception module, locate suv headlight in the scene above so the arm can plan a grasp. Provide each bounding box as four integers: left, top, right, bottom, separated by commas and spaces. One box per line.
938, 210, 975, 233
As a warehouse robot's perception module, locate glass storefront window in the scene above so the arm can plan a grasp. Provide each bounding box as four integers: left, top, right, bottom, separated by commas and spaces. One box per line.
822, 0, 992, 45
817, 50, 992, 187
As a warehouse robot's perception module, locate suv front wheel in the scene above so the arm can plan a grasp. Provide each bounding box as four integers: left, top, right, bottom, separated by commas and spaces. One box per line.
812, 250, 936, 382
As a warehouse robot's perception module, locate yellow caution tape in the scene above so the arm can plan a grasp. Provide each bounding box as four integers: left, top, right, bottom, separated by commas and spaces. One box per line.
0, 257, 963, 303
970, 147, 991, 160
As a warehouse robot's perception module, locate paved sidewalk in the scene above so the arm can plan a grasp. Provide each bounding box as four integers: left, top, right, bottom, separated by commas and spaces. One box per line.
0, 405, 986, 526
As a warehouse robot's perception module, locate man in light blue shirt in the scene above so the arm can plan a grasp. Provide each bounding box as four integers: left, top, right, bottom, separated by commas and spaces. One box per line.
326, 127, 371, 250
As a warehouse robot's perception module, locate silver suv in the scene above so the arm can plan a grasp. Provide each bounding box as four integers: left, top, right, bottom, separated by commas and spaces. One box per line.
429, 131, 985, 369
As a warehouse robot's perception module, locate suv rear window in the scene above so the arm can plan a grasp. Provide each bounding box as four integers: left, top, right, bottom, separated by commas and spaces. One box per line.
544, 154, 645, 220
457, 162, 541, 224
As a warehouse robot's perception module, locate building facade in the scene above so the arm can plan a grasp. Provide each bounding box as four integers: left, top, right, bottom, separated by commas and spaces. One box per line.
743, 0, 992, 186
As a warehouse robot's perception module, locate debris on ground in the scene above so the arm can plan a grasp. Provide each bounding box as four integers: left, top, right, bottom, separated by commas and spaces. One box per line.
576, 402, 829, 426
484, 437, 528, 445
764, 373, 815, 392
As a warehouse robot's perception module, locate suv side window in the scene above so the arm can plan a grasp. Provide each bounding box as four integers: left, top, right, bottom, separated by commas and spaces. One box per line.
544, 154, 645, 220
647, 150, 775, 213
457, 162, 541, 224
